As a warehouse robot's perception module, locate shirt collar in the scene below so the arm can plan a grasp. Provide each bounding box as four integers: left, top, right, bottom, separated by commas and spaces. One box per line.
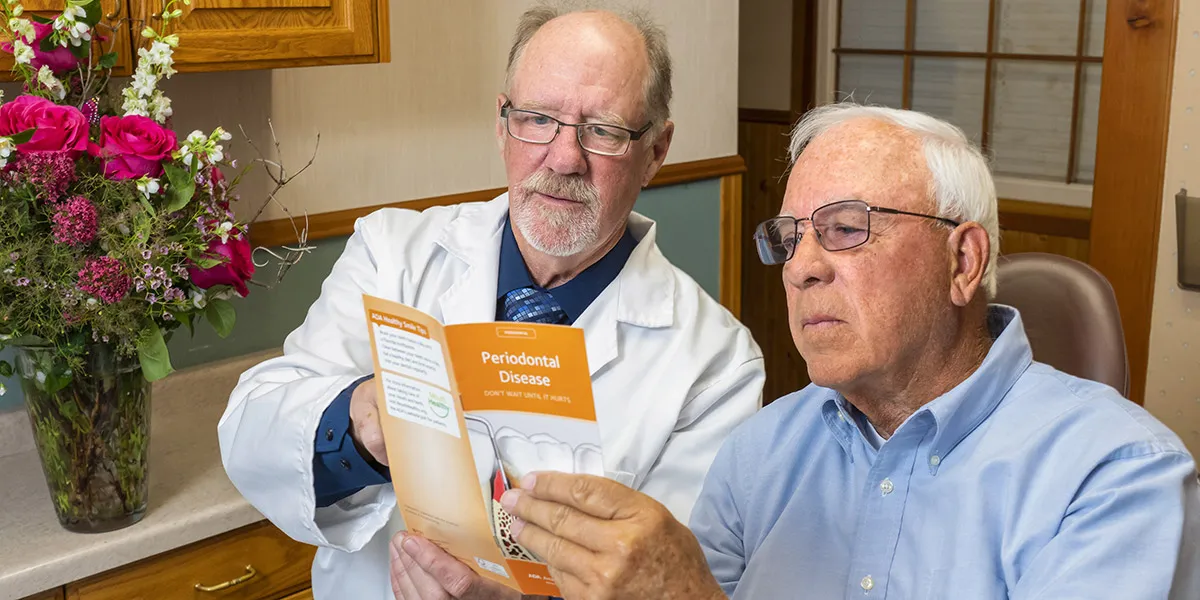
496, 215, 638, 324
821, 305, 1034, 467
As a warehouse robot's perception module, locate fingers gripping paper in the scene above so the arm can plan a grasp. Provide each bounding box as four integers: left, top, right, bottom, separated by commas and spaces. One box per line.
362, 294, 602, 596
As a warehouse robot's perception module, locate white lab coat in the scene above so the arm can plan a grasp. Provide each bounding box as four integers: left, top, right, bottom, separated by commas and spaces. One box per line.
217, 194, 765, 600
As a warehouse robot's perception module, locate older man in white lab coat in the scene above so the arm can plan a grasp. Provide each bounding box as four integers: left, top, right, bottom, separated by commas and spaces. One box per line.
217, 5, 764, 600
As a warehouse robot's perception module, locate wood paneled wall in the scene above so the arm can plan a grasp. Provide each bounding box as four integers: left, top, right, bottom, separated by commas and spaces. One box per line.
739, 113, 1094, 404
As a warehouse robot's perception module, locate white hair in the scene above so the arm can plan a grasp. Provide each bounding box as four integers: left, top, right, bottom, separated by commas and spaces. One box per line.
788, 102, 1000, 298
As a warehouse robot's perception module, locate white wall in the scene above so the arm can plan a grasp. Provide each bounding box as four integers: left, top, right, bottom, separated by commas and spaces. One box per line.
159, 0, 740, 222
1144, 0, 1200, 457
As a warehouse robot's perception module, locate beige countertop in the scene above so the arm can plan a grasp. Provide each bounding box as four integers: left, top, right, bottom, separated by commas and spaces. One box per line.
0, 349, 282, 600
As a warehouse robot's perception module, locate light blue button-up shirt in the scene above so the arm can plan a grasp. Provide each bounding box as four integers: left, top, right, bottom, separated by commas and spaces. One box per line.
690, 306, 1200, 599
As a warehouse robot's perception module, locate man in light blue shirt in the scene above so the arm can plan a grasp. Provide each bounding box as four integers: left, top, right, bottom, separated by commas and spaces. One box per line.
495, 103, 1199, 599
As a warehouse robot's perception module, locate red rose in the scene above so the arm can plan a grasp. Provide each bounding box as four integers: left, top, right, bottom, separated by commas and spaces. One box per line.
1, 22, 82, 73
188, 234, 256, 297
87, 115, 178, 180
0, 95, 89, 156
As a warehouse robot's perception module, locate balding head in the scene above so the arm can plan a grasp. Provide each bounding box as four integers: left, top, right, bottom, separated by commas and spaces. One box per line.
505, 2, 672, 135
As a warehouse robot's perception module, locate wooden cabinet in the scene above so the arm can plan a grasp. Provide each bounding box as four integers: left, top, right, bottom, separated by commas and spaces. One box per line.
64, 521, 317, 600
0, 0, 387, 79
280, 590, 314, 600
130, 0, 388, 71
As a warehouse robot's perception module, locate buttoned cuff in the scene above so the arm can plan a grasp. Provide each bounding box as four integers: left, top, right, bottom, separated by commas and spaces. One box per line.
313, 375, 390, 507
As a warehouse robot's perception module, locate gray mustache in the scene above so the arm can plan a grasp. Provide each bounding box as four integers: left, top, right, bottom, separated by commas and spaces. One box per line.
522, 171, 599, 205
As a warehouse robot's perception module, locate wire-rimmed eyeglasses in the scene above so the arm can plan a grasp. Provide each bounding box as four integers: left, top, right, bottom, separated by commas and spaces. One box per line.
754, 199, 961, 265
499, 100, 653, 157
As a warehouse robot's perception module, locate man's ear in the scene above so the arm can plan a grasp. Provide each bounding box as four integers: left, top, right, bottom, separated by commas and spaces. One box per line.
495, 94, 508, 152
640, 121, 674, 187
947, 222, 989, 307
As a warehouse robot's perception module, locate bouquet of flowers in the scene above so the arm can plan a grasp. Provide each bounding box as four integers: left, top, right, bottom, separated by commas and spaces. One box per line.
0, 0, 312, 532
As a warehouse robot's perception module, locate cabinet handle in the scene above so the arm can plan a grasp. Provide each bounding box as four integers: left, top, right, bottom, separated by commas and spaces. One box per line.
194, 564, 258, 592
103, 2, 121, 20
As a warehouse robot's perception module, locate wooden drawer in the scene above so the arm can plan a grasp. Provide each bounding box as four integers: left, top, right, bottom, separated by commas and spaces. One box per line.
280, 590, 313, 600
66, 522, 317, 600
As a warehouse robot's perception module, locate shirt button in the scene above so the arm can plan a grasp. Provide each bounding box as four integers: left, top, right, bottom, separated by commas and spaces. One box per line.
929, 454, 941, 467
880, 478, 894, 495
325, 428, 335, 442
860, 575, 874, 591
340, 458, 352, 471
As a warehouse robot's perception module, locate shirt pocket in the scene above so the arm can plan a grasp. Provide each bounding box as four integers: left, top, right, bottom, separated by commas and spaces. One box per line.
924, 565, 1008, 600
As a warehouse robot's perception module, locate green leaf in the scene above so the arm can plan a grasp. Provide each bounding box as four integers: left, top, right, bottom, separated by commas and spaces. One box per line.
80, 0, 103, 27
196, 257, 223, 269
205, 299, 235, 339
138, 195, 156, 218
0, 360, 12, 378
97, 51, 118, 70
181, 313, 196, 337
163, 162, 195, 213
136, 325, 173, 382
68, 40, 90, 60
9, 128, 35, 145
38, 36, 57, 53
29, 14, 53, 25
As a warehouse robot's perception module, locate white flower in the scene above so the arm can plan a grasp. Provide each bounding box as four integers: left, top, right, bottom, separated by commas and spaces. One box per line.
145, 40, 173, 67
149, 90, 172, 122
36, 66, 66, 100
122, 95, 149, 117
191, 289, 207, 310
12, 4, 22, 16
86, 298, 97, 308
217, 221, 234, 243
132, 70, 156, 96
187, 130, 206, 145
137, 177, 161, 199
215, 127, 231, 141
35, 371, 45, 384
0, 137, 13, 159
9, 18, 34, 43
209, 145, 224, 162
12, 39, 33, 65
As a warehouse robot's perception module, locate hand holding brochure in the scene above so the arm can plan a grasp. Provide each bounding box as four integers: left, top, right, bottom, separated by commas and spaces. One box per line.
362, 294, 601, 596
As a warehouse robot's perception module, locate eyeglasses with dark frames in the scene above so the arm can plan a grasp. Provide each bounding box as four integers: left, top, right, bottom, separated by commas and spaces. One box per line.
499, 100, 653, 157
754, 199, 961, 265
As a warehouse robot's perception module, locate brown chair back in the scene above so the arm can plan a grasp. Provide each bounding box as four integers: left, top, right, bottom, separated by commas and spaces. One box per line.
993, 252, 1129, 397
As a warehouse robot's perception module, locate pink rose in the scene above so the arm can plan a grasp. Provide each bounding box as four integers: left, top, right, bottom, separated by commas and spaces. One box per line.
188, 234, 256, 297
0, 95, 89, 156
1, 22, 82, 74
87, 115, 178, 180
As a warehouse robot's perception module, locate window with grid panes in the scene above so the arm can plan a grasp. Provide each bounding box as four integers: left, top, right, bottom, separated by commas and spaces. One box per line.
833, 0, 1105, 185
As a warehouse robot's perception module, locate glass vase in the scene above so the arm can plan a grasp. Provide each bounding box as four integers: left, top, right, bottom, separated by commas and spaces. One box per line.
14, 343, 151, 533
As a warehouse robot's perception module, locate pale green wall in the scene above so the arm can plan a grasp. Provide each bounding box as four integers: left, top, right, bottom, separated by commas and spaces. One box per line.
0, 179, 721, 411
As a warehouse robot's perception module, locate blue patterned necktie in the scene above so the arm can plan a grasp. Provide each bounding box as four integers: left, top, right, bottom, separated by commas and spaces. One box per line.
501, 286, 568, 324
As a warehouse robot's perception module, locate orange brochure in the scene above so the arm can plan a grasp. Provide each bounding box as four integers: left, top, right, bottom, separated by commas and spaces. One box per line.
362, 294, 600, 596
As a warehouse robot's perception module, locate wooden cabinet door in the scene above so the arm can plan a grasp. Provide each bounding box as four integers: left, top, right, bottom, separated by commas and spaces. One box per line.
280, 589, 314, 600
130, 0, 388, 72
0, 0, 134, 80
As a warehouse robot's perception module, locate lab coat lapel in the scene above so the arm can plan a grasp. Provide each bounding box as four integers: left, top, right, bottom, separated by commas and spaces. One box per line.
575, 213, 675, 377
436, 196, 508, 326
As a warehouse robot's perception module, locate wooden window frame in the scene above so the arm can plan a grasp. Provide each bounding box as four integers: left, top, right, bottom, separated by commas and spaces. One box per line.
830, 0, 1100, 185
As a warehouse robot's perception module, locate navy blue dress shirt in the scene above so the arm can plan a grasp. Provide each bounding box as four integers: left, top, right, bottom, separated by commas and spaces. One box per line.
312, 216, 637, 507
